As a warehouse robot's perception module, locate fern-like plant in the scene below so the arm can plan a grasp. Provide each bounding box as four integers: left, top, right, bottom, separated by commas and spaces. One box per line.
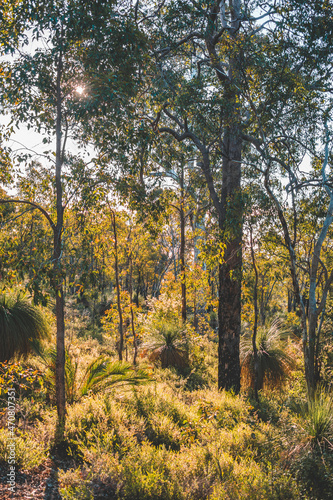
0, 292, 49, 362
41, 349, 150, 403
79, 357, 150, 397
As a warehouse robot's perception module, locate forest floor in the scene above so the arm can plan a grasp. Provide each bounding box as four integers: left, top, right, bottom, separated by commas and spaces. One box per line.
0, 458, 61, 499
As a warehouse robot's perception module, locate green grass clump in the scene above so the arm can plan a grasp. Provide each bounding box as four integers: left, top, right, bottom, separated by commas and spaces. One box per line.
304, 390, 333, 445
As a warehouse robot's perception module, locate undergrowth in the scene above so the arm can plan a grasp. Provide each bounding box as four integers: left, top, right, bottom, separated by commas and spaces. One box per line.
0, 308, 332, 499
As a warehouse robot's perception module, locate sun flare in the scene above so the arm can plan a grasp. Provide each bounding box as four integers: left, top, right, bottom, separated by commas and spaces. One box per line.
76, 85, 85, 95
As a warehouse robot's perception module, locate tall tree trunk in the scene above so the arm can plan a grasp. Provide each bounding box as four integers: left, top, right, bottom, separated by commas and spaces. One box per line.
136, 268, 141, 306
218, 99, 242, 393
129, 256, 138, 365
207, 3, 242, 393
250, 225, 259, 401
54, 49, 66, 439
171, 227, 178, 277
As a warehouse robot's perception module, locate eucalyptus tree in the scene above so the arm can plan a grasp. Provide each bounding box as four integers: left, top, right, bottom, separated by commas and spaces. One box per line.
127, 0, 332, 394
132, 0, 277, 392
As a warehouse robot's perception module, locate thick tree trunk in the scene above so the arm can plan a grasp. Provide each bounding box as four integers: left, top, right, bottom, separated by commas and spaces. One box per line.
218, 111, 242, 392
218, 244, 242, 392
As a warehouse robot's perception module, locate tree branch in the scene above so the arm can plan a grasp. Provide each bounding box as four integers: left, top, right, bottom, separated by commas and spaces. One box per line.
0, 199, 55, 230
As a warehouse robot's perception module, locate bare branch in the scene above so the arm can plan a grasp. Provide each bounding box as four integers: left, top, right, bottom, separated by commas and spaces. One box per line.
164, 108, 185, 130
0, 199, 55, 230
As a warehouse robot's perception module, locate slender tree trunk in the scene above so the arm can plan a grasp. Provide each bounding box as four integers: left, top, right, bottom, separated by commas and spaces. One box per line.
250, 225, 259, 401
171, 227, 178, 277
54, 50, 66, 439
111, 211, 124, 361
129, 256, 138, 365
180, 166, 187, 323
193, 290, 198, 331
136, 268, 141, 306
260, 276, 266, 326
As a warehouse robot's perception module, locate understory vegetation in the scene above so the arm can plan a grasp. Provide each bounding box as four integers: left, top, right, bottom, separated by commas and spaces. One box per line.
1, 298, 332, 500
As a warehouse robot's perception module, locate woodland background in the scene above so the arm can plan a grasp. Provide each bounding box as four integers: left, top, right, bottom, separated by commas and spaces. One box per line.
0, 1, 333, 499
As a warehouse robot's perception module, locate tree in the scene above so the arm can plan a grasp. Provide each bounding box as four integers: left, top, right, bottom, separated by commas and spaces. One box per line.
131, 1, 276, 391
258, 131, 333, 398
240, 0, 333, 398
0, 0, 104, 436
133, 0, 333, 396
0, 0, 149, 436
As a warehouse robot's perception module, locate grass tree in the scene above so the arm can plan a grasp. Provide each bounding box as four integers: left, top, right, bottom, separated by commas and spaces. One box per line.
40, 349, 150, 404
0, 292, 49, 362
147, 323, 189, 370
240, 318, 295, 392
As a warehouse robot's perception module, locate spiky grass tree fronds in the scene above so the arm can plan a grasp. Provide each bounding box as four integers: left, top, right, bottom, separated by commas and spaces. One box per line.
240, 318, 295, 391
0, 292, 49, 362
147, 323, 189, 369
288, 389, 333, 499
40, 348, 78, 404
41, 349, 150, 402
79, 357, 150, 397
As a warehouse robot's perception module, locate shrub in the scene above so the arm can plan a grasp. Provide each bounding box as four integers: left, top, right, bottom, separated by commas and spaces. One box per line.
0, 361, 44, 401
0, 428, 47, 469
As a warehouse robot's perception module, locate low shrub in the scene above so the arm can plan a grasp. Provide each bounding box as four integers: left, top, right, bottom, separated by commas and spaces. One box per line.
0, 428, 47, 469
